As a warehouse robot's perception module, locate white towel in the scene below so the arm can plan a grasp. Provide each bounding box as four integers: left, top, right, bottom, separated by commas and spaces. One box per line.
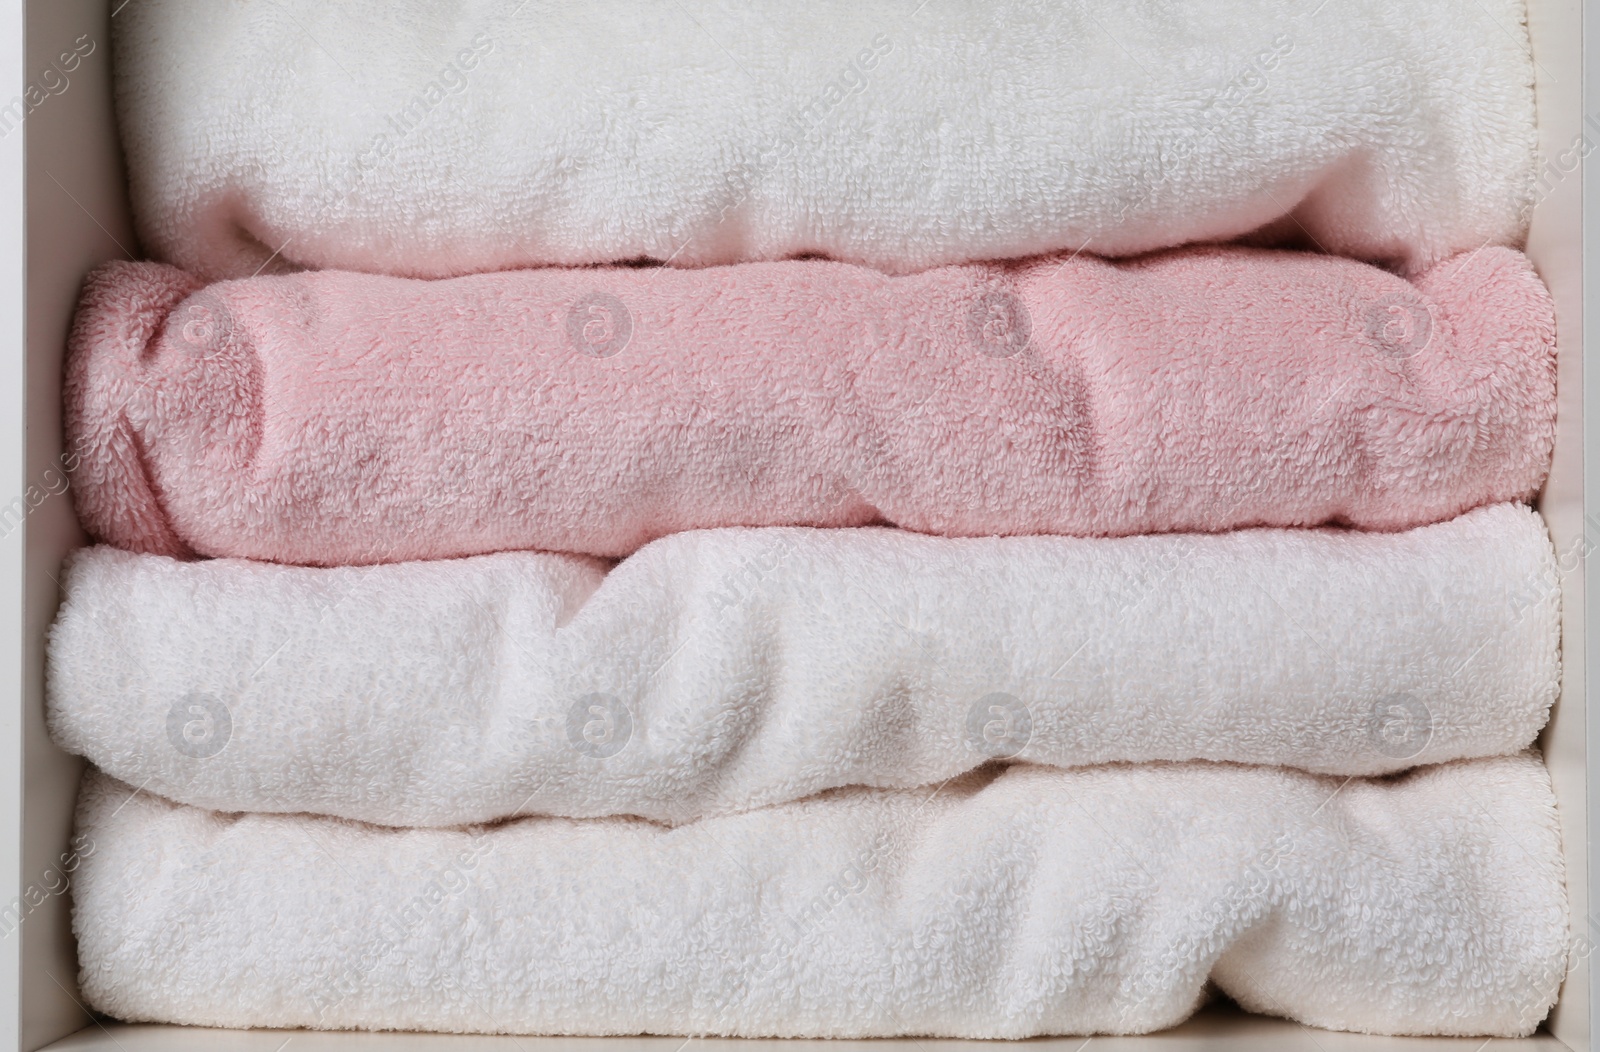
114, 0, 1535, 280
73, 756, 1567, 1038
48, 504, 1558, 827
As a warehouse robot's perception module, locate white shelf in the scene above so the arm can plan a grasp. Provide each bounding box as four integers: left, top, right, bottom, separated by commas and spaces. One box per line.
36, 1005, 1581, 1052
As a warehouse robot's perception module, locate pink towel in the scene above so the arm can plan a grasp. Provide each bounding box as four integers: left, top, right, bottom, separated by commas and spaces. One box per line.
66, 247, 1555, 565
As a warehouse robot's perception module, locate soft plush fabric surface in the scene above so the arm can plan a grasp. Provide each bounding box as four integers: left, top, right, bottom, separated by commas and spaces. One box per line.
48, 504, 1559, 826
74, 755, 1566, 1038
65, 247, 1555, 564
114, 0, 1535, 279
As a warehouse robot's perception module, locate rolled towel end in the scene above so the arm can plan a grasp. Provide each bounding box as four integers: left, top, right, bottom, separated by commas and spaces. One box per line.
1342, 245, 1557, 531
65, 261, 202, 558
1434, 246, 1559, 501
1423, 246, 1557, 366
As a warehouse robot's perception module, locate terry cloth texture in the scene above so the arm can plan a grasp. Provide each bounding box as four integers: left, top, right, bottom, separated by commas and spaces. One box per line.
64, 248, 1555, 564
73, 756, 1567, 1038
114, 0, 1536, 279
47, 504, 1559, 827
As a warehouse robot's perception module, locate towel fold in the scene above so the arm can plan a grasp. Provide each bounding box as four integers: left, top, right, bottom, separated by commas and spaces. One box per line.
48, 504, 1559, 827
73, 755, 1566, 1038
65, 247, 1555, 564
115, 0, 1535, 279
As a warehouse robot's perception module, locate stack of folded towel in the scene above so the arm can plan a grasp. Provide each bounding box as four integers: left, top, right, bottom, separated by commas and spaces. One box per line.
50, 0, 1567, 1039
